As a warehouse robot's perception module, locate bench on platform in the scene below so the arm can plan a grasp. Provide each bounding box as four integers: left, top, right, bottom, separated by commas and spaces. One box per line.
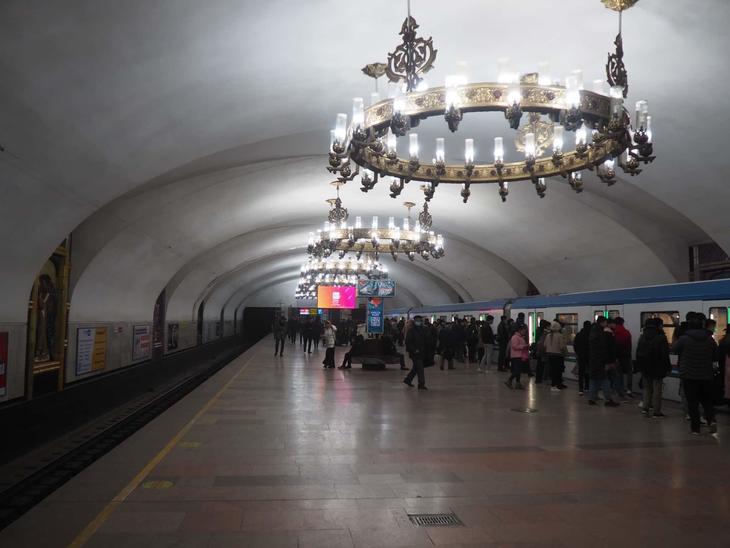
348, 338, 405, 371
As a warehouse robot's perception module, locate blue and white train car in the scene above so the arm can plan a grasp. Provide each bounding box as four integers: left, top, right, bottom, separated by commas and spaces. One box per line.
386, 279, 730, 402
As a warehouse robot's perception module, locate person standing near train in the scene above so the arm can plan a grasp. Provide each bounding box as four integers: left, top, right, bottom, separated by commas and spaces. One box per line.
496, 316, 509, 371
613, 317, 634, 397
588, 316, 620, 407
505, 325, 529, 390
573, 321, 592, 395
636, 318, 671, 417
544, 321, 568, 391
673, 312, 718, 434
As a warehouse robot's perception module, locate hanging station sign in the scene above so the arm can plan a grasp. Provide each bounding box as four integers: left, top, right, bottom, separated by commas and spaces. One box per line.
367, 298, 385, 334
357, 279, 396, 298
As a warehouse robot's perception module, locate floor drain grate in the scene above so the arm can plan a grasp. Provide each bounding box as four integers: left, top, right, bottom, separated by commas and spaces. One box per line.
408, 513, 464, 527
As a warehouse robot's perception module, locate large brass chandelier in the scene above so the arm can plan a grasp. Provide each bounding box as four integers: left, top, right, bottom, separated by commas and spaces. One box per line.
327, 0, 654, 203
307, 195, 444, 262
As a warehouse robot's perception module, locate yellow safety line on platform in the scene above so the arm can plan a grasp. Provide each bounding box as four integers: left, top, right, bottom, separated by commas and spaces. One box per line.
68, 352, 256, 547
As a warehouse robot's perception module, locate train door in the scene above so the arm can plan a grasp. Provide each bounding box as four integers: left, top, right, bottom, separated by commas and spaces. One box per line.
592, 305, 623, 321
527, 310, 543, 345
703, 300, 729, 344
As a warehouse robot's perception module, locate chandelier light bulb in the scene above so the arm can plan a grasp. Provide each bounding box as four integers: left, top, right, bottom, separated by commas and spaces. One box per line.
329, 129, 335, 152
436, 234, 444, 249
507, 83, 521, 105
372, 216, 379, 229
646, 115, 653, 143
409, 133, 419, 159
323, 220, 330, 232
497, 57, 513, 84
571, 69, 584, 90
393, 97, 405, 113
553, 125, 564, 153
494, 137, 504, 163
576, 126, 587, 146
355, 216, 362, 229
464, 138, 475, 164
604, 158, 615, 170
537, 61, 551, 86
415, 220, 421, 233
524, 133, 536, 158
370, 91, 381, 106
565, 75, 580, 108
334, 113, 348, 144
340, 219, 347, 229
351, 97, 364, 128
635, 100, 649, 128
402, 217, 409, 231
386, 129, 397, 153
393, 227, 401, 241
592, 79, 607, 95
435, 137, 445, 162
388, 216, 395, 229
416, 80, 429, 92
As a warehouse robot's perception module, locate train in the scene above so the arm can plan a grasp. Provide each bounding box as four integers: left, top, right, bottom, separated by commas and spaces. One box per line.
386, 279, 730, 402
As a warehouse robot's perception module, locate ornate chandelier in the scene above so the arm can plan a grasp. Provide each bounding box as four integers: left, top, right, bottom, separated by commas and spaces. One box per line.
307, 197, 444, 262
327, 0, 654, 203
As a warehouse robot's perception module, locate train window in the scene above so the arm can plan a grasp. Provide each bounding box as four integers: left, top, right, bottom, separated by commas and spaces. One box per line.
708, 307, 728, 343
641, 311, 680, 342
594, 310, 605, 321
608, 310, 621, 319
555, 313, 579, 343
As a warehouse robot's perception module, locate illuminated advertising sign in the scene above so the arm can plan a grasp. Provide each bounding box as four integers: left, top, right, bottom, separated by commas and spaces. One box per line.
317, 285, 356, 309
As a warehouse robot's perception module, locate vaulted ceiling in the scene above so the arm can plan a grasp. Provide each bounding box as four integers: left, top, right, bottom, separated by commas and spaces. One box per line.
0, 0, 727, 323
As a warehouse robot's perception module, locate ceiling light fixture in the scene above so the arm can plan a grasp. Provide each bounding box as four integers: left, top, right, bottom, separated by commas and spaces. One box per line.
327, 0, 654, 203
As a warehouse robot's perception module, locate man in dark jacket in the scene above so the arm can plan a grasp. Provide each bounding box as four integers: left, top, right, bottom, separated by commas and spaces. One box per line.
673, 313, 718, 434
588, 316, 619, 407
573, 320, 592, 394
613, 317, 634, 396
497, 316, 509, 371
466, 318, 479, 364
636, 318, 671, 417
403, 315, 428, 390
438, 323, 456, 370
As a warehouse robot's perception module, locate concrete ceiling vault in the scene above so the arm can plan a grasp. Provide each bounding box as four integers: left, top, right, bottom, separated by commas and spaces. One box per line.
0, 0, 728, 324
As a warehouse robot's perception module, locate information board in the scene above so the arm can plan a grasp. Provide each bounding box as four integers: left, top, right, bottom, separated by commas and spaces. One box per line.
367, 298, 385, 334
76, 327, 107, 375
132, 325, 151, 361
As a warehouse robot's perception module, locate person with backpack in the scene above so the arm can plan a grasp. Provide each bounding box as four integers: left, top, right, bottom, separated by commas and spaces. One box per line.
544, 321, 568, 392
636, 318, 672, 417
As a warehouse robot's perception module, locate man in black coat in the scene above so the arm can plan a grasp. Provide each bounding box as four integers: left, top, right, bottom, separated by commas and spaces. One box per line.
673, 313, 718, 434
496, 316, 509, 371
588, 316, 619, 407
636, 318, 672, 417
403, 315, 428, 390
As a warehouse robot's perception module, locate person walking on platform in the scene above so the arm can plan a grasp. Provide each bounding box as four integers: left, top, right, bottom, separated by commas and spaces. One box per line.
636, 318, 671, 417
403, 315, 428, 390
613, 317, 634, 397
505, 325, 529, 390
673, 312, 718, 434
273, 317, 287, 357
312, 318, 322, 351
287, 317, 297, 344
438, 322, 456, 370
478, 315, 496, 371
466, 318, 479, 365
544, 321, 568, 391
321, 320, 337, 368
588, 316, 619, 407
573, 321, 592, 395
497, 316, 509, 371
304, 318, 314, 354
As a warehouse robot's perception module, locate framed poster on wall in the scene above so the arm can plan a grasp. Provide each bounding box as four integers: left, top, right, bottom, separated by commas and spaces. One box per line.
76, 327, 107, 375
0, 332, 8, 397
132, 325, 151, 361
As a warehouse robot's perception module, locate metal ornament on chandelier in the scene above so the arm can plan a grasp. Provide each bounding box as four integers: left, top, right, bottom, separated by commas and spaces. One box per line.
307, 197, 444, 262
327, 0, 654, 204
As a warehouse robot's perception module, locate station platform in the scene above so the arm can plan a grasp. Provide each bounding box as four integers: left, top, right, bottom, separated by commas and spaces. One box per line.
2, 336, 729, 548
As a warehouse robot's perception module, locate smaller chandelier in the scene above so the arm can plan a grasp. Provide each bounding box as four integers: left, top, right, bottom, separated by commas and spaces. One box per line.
294, 257, 389, 300
307, 200, 444, 262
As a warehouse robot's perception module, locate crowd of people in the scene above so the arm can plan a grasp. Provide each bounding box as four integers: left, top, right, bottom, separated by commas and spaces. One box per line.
273, 310, 729, 435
